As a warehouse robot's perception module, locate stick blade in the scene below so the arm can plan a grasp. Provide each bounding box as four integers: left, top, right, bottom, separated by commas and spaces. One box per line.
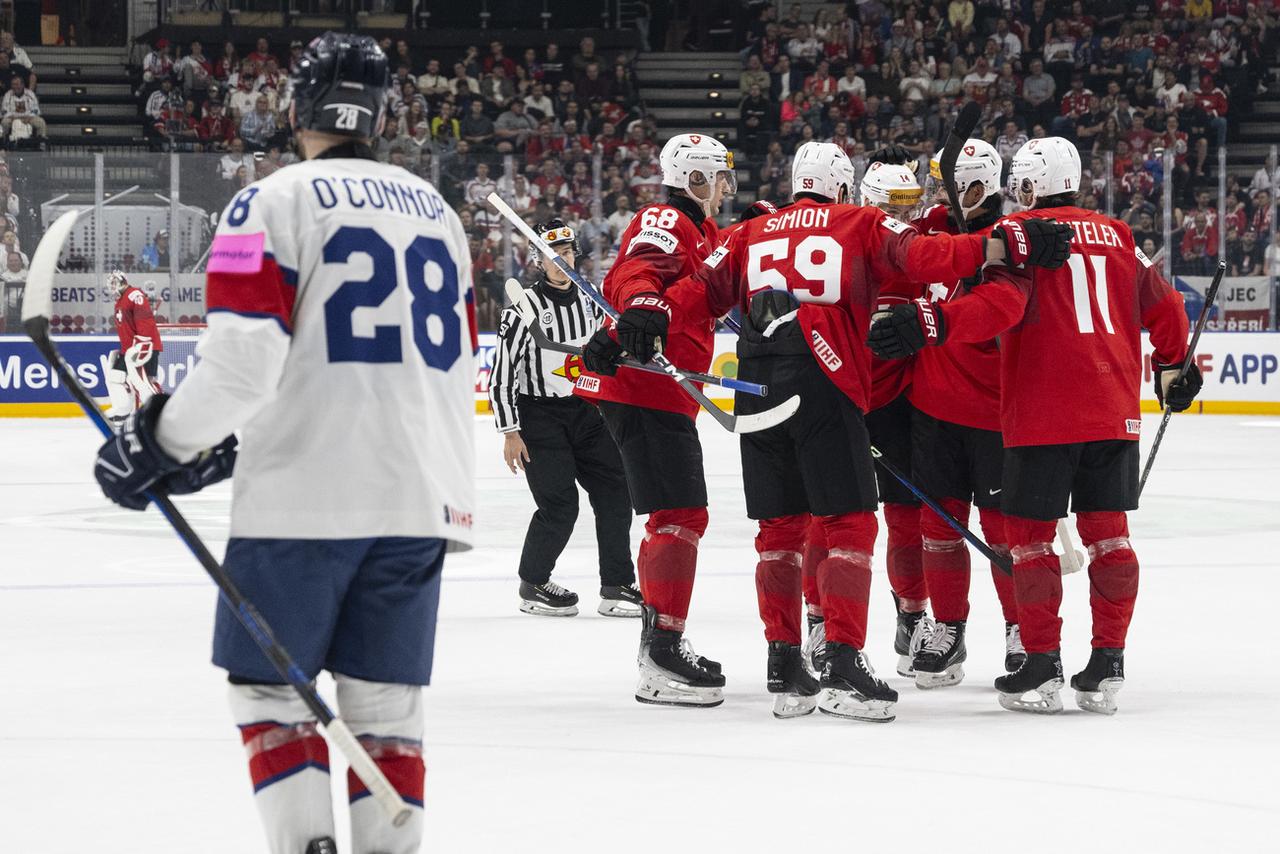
503, 278, 535, 324
21, 209, 80, 324
730, 394, 801, 434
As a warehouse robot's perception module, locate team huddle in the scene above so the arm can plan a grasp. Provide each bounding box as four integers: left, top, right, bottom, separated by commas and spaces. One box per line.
574, 130, 1199, 723
81, 32, 1203, 854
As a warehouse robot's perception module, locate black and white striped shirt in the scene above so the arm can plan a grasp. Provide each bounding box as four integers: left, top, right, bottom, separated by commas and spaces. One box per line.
489, 279, 605, 433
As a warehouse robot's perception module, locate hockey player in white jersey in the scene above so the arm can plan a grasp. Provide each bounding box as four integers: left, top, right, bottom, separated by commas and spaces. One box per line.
93, 33, 476, 854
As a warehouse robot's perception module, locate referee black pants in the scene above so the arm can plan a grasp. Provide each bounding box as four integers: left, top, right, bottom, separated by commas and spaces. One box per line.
516, 395, 635, 587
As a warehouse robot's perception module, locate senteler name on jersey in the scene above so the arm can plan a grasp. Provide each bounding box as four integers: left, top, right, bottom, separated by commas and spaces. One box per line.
308, 173, 449, 222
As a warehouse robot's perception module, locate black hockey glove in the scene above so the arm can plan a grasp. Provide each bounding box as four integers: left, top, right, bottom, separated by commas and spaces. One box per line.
993, 218, 1073, 269
738, 199, 779, 223
95, 395, 237, 510
615, 294, 671, 364
1154, 361, 1203, 412
866, 298, 946, 360
581, 328, 625, 376
868, 144, 915, 167
162, 434, 238, 496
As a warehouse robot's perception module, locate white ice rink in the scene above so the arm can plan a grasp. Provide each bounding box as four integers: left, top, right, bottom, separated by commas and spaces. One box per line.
1, 413, 1278, 853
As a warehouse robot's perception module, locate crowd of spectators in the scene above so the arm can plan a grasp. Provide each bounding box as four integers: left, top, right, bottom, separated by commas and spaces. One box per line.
732, 0, 1278, 274
0, 31, 43, 148
137, 34, 648, 330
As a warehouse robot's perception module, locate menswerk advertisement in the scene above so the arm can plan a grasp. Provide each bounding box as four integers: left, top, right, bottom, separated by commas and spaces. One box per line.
1, 332, 1278, 416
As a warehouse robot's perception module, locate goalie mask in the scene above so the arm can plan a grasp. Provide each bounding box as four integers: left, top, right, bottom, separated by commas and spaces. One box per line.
860, 161, 924, 223
108, 269, 129, 296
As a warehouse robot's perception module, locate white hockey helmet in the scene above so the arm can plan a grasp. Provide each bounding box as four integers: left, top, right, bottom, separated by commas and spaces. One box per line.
108, 269, 128, 295
659, 132, 738, 199
860, 160, 924, 221
928, 138, 1002, 217
1009, 136, 1082, 208
791, 141, 857, 203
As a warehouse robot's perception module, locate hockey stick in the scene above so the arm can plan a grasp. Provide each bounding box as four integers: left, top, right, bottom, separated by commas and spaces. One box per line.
488, 192, 800, 434
1138, 261, 1224, 496
937, 101, 983, 234
502, 279, 767, 395
869, 446, 1014, 575
1056, 519, 1085, 575
22, 211, 412, 828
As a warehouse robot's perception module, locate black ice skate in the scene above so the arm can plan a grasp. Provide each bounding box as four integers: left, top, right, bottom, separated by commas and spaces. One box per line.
912, 620, 967, 689
994, 650, 1065, 714
598, 583, 643, 617
1004, 622, 1026, 673
518, 580, 579, 617
767, 641, 820, 719
819, 642, 898, 722
802, 613, 827, 678
305, 838, 337, 854
635, 604, 725, 707
892, 596, 933, 677
1070, 648, 1125, 715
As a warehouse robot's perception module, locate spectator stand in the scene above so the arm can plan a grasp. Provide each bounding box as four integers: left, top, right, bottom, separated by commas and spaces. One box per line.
642, 0, 1280, 327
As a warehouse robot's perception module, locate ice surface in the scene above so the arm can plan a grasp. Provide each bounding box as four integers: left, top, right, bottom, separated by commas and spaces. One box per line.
1, 414, 1278, 853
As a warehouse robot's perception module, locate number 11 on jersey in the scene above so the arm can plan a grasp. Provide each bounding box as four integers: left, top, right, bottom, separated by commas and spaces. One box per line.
1067, 253, 1115, 335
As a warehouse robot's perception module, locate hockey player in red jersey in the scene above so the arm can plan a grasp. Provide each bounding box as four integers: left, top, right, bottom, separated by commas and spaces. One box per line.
656, 142, 1073, 722
868, 137, 1200, 715
858, 157, 934, 679
106, 269, 163, 425
902, 140, 1025, 687
577, 132, 737, 708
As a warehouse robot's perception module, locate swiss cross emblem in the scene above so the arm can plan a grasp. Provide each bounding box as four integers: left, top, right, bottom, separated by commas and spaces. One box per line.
963, 145, 975, 156
689, 134, 701, 144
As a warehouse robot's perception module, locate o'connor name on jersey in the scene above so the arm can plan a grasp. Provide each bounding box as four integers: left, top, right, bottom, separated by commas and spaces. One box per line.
308, 175, 449, 221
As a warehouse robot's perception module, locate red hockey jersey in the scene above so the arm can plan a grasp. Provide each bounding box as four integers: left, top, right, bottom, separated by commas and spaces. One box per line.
666, 199, 988, 413
114, 285, 162, 354
908, 205, 1001, 432
867, 243, 925, 412
574, 197, 720, 418
938, 206, 1189, 447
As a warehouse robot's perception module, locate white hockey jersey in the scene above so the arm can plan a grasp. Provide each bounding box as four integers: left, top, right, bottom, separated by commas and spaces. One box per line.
156, 155, 477, 548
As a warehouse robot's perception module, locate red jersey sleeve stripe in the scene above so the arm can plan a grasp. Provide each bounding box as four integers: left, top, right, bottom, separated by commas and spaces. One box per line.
207, 254, 297, 334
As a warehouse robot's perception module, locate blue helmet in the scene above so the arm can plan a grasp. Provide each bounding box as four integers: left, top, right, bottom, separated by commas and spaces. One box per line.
289, 32, 389, 139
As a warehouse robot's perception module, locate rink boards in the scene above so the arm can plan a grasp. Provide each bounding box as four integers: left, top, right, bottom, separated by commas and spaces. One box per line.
0, 331, 1278, 416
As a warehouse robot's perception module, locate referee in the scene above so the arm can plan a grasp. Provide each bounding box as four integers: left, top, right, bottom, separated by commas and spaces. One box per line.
490, 219, 642, 618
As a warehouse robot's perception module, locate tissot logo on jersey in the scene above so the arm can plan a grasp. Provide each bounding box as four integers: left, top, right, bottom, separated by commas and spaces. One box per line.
629, 227, 678, 254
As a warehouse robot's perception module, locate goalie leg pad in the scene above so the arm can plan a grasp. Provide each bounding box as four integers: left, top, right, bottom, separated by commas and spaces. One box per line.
105, 360, 135, 418
229, 683, 335, 854
920, 497, 972, 622
1075, 511, 1139, 649
883, 502, 927, 612
755, 514, 807, 644
815, 512, 877, 648
638, 506, 707, 632
336, 674, 425, 854
1005, 516, 1062, 654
